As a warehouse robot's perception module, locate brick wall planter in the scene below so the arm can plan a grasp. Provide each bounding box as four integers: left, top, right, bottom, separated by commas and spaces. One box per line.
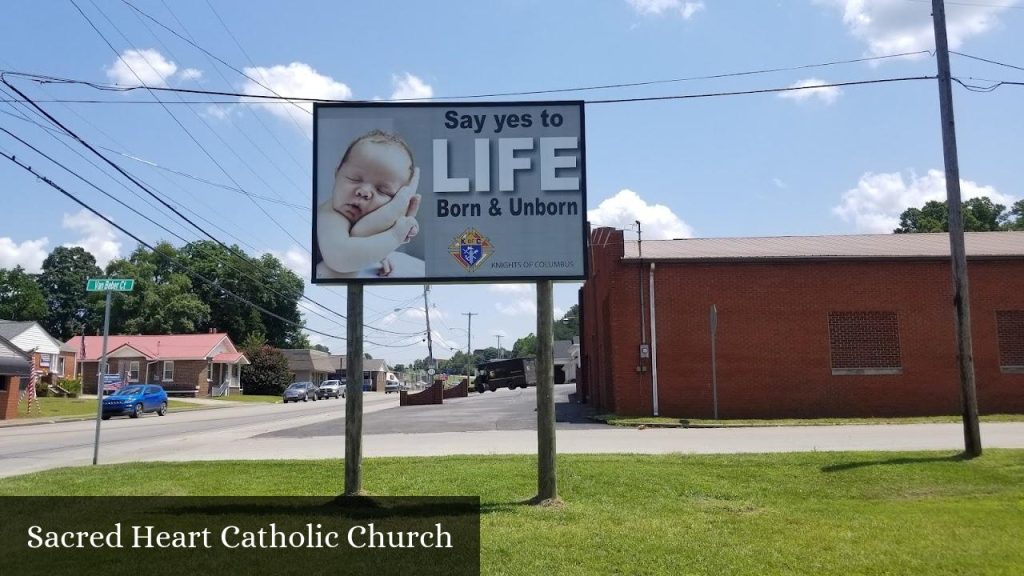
400, 382, 443, 406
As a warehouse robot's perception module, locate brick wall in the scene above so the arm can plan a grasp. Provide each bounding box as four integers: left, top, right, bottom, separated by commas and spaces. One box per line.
580, 228, 1024, 418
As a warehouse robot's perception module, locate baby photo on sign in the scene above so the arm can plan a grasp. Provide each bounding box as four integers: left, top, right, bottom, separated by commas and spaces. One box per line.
315, 129, 425, 279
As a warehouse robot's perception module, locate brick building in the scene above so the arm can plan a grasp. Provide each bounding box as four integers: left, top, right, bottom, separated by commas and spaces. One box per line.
579, 228, 1024, 419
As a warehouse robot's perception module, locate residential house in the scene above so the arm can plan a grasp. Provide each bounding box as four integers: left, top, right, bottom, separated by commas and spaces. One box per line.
67, 332, 249, 397
0, 334, 33, 420
280, 349, 338, 385
0, 320, 71, 386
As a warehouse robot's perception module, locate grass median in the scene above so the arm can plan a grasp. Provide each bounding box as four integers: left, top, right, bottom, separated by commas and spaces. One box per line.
15, 397, 206, 419
1, 450, 1021, 575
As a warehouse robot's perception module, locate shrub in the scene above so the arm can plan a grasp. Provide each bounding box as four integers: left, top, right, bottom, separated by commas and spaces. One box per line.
240, 346, 290, 396
59, 377, 82, 397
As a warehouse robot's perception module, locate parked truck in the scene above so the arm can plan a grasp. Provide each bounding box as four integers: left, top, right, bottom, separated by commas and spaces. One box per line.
474, 357, 537, 393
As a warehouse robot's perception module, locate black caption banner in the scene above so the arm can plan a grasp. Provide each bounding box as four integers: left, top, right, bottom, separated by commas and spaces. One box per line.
0, 496, 480, 576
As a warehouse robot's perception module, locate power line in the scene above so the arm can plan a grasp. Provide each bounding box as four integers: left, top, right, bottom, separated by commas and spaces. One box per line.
119, 0, 310, 212
951, 51, 1024, 73
0, 48, 934, 104
71, 0, 312, 253
0, 74, 349, 334
118, 0, 312, 120
585, 76, 934, 104
2, 74, 425, 341
0, 149, 346, 341
154, 0, 311, 177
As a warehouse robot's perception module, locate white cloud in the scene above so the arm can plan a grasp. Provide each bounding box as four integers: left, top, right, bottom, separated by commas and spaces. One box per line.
0, 237, 49, 273
778, 78, 842, 105
488, 284, 533, 294
627, 0, 705, 19
202, 105, 232, 120
61, 210, 121, 268
105, 48, 178, 87
390, 73, 433, 101
832, 169, 1015, 233
773, 178, 788, 189
814, 0, 1018, 58
588, 189, 694, 240
496, 298, 537, 317
266, 247, 311, 277
178, 68, 203, 81
240, 62, 352, 134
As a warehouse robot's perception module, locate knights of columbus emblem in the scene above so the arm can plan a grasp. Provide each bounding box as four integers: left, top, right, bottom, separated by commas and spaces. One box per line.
449, 228, 493, 272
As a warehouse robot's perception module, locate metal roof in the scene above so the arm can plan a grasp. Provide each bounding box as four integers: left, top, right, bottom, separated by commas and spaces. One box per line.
622, 231, 1024, 261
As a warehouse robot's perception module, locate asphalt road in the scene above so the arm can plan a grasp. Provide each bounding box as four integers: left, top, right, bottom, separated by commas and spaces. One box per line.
262, 383, 602, 438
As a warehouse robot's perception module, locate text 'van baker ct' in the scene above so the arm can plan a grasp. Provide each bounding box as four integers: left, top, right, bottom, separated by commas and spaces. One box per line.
27, 523, 453, 550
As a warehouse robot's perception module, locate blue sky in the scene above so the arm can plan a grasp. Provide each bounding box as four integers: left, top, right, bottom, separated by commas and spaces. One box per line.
1, 0, 1021, 363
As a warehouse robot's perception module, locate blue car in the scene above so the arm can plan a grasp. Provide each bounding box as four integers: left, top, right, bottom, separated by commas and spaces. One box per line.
102, 385, 169, 420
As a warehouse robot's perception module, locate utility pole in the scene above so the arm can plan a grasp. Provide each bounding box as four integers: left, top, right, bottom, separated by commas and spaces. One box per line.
462, 312, 477, 354
423, 285, 434, 373
495, 335, 503, 358
932, 0, 981, 458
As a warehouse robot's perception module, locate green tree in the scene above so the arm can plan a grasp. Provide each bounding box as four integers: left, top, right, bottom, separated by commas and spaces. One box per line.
104, 243, 210, 334
392, 363, 406, 373
240, 344, 291, 396
512, 333, 538, 357
0, 266, 47, 321
554, 304, 579, 340
180, 241, 306, 347
1005, 200, 1024, 231
894, 197, 1010, 233
312, 344, 330, 353
37, 246, 103, 340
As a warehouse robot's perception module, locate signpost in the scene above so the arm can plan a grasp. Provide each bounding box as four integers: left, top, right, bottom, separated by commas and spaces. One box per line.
313, 102, 586, 503
87, 278, 133, 465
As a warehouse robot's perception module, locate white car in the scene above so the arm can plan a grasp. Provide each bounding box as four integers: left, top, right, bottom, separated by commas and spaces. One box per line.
318, 379, 342, 399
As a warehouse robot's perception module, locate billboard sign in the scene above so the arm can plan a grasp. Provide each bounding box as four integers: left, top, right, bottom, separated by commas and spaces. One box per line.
312, 102, 587, 284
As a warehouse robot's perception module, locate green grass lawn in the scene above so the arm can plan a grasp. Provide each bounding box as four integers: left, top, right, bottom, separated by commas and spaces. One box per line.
595, 413, 1024, 427
15, 397, 204, 419
207, 394, 282, 403
1, 451, 1022, 575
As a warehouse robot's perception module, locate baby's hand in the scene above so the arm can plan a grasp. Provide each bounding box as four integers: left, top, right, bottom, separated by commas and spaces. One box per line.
378, 257, 393, 277
390, 216, 418, 245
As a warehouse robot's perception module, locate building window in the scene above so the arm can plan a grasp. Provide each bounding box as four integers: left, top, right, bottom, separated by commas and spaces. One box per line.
128, 361, 140, 382
0, 375, 8, 392
162, 361, 174, 382
207, 359, 214, 382
828, 311, 902, 375
57, 355, 65, 375
997, 311, 1024, 373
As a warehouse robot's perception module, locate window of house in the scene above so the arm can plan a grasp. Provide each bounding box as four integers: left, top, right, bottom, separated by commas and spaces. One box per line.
162, 361, 174, 382
207, 359, 214, 381
828, 311, 902, 375
57, 355, 65, 375
128, 361, 140, 382
996, 311, 1024, 373
0, 375, 8, 392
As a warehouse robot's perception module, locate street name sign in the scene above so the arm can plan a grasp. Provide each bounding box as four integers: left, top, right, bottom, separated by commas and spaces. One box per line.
86, 278, 135, 292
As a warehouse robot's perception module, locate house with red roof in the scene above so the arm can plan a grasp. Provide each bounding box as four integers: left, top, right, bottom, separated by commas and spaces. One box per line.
65, 332, 249, 397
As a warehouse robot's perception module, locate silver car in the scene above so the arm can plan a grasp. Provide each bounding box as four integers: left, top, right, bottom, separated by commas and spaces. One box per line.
318, 379, 342, 399
283, 381, 318, 403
